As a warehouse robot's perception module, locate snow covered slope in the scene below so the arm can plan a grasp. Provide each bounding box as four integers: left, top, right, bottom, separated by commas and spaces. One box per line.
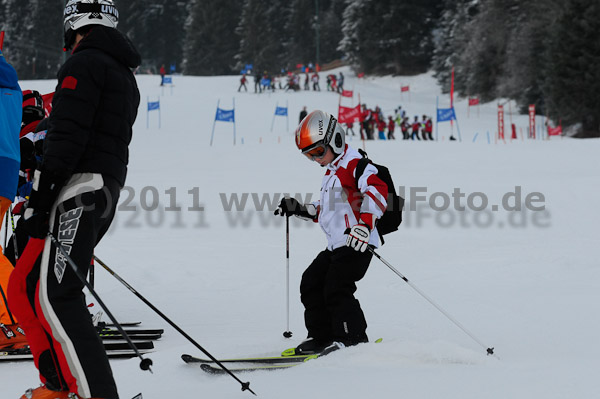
4, 68, 599, 399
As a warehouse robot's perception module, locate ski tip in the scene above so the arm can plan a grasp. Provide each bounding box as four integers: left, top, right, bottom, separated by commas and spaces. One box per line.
181, 354, 192, 362
374, 338, 383, 343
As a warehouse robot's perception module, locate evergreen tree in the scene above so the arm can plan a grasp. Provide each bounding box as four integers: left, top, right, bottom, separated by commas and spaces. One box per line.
340, 0, 442, 75
2, 0, 38, 79
29, 0, 63, 79
183, 0, 243, 75
544, 0, 600, 136
431, 0, 477, 94
235, 0, 289, 74
285, 0, 316, 68
116, 0, 189, 74
319, 0, 345, 65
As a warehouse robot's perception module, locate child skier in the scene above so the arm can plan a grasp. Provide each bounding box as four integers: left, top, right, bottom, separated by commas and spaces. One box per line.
275, 110, 388, 355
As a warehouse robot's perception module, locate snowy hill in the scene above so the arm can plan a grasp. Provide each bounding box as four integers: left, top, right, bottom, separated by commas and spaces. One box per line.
4, 68, 600, 399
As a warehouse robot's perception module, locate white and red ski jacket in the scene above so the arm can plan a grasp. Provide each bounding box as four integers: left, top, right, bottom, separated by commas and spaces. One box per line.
311, 145, 388, 251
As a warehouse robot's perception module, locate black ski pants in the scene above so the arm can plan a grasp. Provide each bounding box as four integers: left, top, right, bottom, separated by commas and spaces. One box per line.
11, 173, 121, 398
300, 246, 372, 345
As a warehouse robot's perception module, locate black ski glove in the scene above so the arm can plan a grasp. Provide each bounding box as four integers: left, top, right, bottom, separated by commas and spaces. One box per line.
274, 197, 317, 221
22, 169, 68, 239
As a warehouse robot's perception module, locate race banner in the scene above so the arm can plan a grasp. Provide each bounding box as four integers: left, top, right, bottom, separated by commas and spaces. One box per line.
528, 104, 536, 139
468, 97, 480, 106
436, 107, 456, 123
341, 90, 353, 98
338, 104, 362, 124
547, 125, 562, 136
498, 104, 505, 140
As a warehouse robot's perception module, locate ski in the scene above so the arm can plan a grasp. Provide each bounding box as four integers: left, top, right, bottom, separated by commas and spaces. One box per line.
101, 333, 162, 341
104, 341, 154, 351
199, 363, 298, 374
97, 327, 165, 336
0, 347, 153, 362
181, 353, 314, 365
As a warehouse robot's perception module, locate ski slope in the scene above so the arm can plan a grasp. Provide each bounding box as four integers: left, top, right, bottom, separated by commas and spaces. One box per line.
3, 68, 599, 399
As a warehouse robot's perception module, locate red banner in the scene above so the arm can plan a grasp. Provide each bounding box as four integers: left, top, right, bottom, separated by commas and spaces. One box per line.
401, 85, 410, 92
357, 72, 365, 78
547, 125, 562, 136
338, 104, 362, 124
468, 97, 479, 106
341, 90, 353, 98
498, 105, 505, 140
528, 104, 536, 139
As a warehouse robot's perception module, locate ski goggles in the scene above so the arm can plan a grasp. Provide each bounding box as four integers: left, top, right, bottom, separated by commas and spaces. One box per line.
301, 142, 328, 160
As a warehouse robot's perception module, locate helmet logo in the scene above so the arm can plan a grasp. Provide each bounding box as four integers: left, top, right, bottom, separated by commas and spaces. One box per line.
64, 4, 79, 16
324, 116, 337, 144
318, 119, 324, 135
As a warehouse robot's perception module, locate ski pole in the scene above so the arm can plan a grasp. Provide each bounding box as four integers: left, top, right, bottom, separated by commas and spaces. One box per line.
48, 234, 153, 373
283, 215, 292, 338
93, 255, 256, 396
368, 247, 495, 356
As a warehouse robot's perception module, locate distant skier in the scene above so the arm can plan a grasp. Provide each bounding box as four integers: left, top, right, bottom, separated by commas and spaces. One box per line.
311, 72, 320, 91
238, 73, 248, 92
387, 116, 396, 140
299, 105, 308, 123
424, 115, 433, 141
254, 71, 262, 93
337, 71, 345, 93
411, 116, 421, 140
275, 110, 388, 356
159, 64, 166, 86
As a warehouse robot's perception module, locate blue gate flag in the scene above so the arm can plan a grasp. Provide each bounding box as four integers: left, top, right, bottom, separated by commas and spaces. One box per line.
437, 107, 456, 122
216, 108, 235, 123
275, 106, 288, 116
163, 76, 173, 85
148, 100, 160, 111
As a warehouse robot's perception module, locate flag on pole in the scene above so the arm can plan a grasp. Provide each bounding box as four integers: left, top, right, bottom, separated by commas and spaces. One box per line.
341, 90, 353, 98
401, 85, 410, 92
147, 97, 161, 129
436, 107, 456, 122
271, 101, 289, 132
338, 104, 362, 124
275, 106, 288, 116
215, 108, 235, 122
547, 125, 562, 136
468, 97, 479, 106
211, 98, 237, 146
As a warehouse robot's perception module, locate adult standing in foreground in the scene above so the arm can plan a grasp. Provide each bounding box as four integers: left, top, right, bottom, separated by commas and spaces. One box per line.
8, 1, 140, 398
275, 110, 388, 355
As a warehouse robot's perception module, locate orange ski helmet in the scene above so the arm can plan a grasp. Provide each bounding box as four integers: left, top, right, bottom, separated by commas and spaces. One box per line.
295, 110, 345, 159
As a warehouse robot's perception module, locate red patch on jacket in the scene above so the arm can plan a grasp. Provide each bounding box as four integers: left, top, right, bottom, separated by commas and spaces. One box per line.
61, 76, 78, 90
